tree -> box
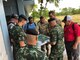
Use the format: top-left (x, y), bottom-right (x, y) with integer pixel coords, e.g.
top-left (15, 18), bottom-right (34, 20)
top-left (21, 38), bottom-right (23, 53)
top-left (56, 7), bottom-right (80, 16)
top-left (45, 0), bottom-right (60, 8)
top-left (42, 8), bottom-right (49, 18)
top-left (71, 8), bottom-right (76, 14)
top-left (38, 0), bottom-right (61, 16)
top-left (61, 8), bottom-right (68, 15)
top-left (31, 10), bottom-right (39, 18)
top-left (31, 4), bottom-right (39, 18)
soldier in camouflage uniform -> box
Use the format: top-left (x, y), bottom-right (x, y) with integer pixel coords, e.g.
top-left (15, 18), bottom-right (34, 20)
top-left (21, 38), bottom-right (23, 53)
top-left (10, 15), bottom-right (28, 60)
top-left (49, 11), bottom-right (61, 26)
top-left (25, 29), bottom-right (48, 60)
top-left (47, 18), bottom-right (64, 60)
top-left (37, 16), bottom-right (50, 56)
top-left (8, 14), bottom-right (18, 30)
top-left (8, 14), bottom-right (18, 60)
top-left (37, 16), bottom-right (48, 35)
top-left (8, 14), bottom-right (18, 45)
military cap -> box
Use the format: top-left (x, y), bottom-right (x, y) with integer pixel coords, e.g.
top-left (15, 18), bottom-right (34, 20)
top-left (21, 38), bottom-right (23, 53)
top-left (26, 29), bottom-right (39, 35)
top-left (19, 14), bottom-right (27, 21)
top-left (11, 14), bottom-right (18, 19)
top-left (48, 18), bottom-right (56, 22)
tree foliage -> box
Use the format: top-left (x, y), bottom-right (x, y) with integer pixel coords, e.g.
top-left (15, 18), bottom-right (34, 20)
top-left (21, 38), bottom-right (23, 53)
top-left (31, 8), bottom-right (49, 18)
top-left (38, 0), bottom-right (61, 16)
top-left (56, 7), bottom-right (80, 16)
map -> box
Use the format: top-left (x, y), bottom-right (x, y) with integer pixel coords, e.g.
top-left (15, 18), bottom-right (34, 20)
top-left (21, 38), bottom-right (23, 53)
top-left (36, 34), bottom-right (50, 47)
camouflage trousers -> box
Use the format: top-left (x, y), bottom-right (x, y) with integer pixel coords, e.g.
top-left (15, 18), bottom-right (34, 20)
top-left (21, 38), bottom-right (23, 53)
top-left (49, 53), bottom-right (63, 60)
top-left (49, 47), bottom-right (63, 60)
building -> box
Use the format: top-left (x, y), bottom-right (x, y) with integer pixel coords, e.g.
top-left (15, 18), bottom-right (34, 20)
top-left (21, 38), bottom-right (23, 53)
top-left (0, 0), bottom-right (80, 60)
top-left (0, 0), bottom-right (35, 60)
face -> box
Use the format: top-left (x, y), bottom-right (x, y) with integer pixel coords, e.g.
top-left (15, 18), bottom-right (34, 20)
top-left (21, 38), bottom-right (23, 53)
top-left (40, 18), bottom-right (45, 23)
top-left (65, 21), bottom-right (71, 25)
top-left (49, 21), bottom-right (56, 27)
top-left (49, 13), bottom-right (55, 18)
top-left (22, 19), bottom-right (27, 26)
top-left (29, 18), bottom-right (34, 23)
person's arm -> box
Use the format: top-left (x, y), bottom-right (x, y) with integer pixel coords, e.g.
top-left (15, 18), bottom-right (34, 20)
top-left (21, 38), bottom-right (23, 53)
top-left (73, 37), bottom-right (80, 49)
top-left (73, 24), bottom-right (80, 49)
top-left (48, 30), bottom-right (58, 45)
top-left (47, 42), bottom-right (56, 45)
top-left (18, 30), bottom-right (26, 47)
top-left (19, 41), bottom-right (25, 47)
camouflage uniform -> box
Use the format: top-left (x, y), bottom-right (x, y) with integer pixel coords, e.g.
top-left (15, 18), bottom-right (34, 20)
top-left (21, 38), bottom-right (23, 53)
top-left (37, 22), bottom-right (50, 55)
top-left (24, 29), bottom-right (49, 60)
top-left (8, 21), bottom-right (16, 30)
top-left (25, 45), bottom-right (49, 60)
top-left (8, 22), bottom-right (17, 60)
top-left (55, 18), bottom-right (61, 26)
top-left (48, 25), bottom-right (64, 60)
top-left (10, 24), bottom-right (28, 60)
top-left (37, 22), bottom-right (48, 35)
top-left (8, 21), bottom-right (16, 44)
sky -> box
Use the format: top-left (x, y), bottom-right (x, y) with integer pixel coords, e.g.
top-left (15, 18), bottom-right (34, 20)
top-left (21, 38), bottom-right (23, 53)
top-left (35, 0), bottom-right (80, 12)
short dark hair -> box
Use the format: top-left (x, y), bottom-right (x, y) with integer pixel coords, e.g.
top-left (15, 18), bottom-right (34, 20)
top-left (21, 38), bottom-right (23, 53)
top-left (28, 16), bottom-right (33, 21)
top-left (18, 14), bottom-right (27, 22)
top-left (49, 11), bottom-right (55, 16)
top-left (48, 18), bottom-right (56, 22)
top-left (40, 16), bottom-right (44, 20)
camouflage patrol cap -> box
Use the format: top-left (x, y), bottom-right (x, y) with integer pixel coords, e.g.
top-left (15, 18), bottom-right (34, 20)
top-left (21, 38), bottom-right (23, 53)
top-left (26, 29), bottom-right (39, 35)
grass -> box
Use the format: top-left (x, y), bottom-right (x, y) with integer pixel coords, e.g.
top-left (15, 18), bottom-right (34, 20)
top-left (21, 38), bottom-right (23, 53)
top-left (34, 14), bottom-right (80, 24)
top-left (56, 14), bottom-right (80, 23)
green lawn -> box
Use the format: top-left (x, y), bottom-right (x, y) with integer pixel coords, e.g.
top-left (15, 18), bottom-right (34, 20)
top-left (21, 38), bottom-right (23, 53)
top-left (34, 14), bottom-right (80, 24)
top-left (56, 14), bottom-right (80, 23)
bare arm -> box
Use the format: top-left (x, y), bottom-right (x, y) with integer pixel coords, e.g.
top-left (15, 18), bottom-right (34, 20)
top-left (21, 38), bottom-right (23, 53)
top-left (19, 41), bottom-right (25, 47)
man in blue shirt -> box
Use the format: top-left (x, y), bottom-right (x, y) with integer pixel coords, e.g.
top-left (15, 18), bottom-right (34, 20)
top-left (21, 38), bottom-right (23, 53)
top-left (23, 16), bottom-right (36, 31)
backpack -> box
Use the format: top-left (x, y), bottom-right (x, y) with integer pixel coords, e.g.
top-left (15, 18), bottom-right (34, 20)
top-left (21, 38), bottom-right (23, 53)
top-left (65, 23), bottom-right (80, 37)
top-left (71, 23), bottom-right (80, 31)
top-left (8, 22), bottom-right (15, 30)
top-left (8, 22), bottom-right (16, 45)
top-left (64, 23), bottom-right (80, 30)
